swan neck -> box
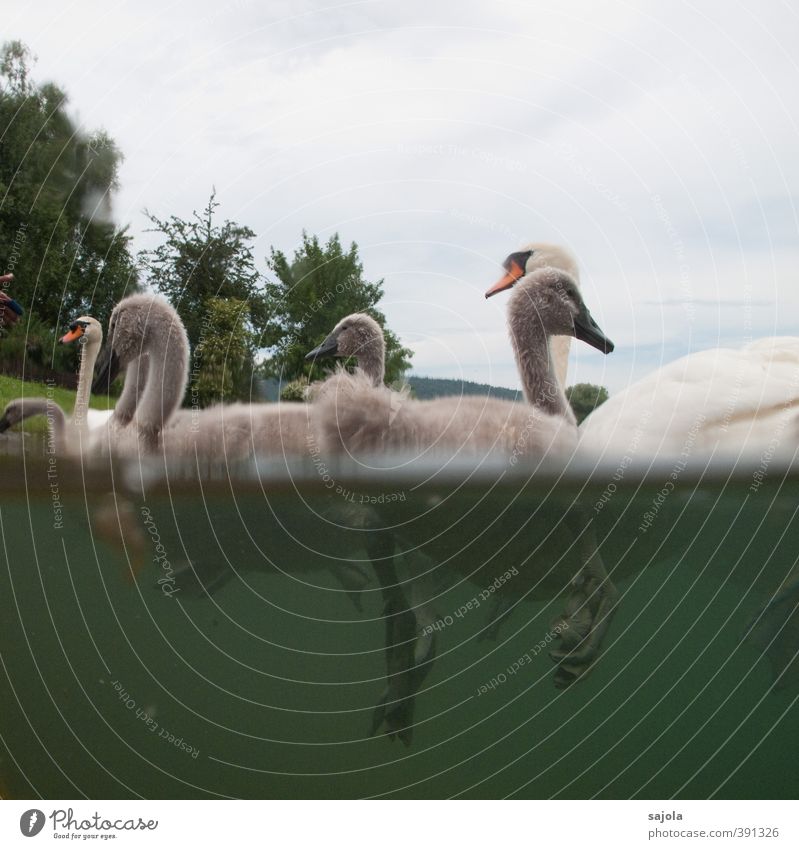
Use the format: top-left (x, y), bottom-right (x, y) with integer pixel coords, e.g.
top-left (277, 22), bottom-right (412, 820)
top-left (551, 334), bottom-right (571, 392)
top-left (360, 343), bottom-right (385, 386)
top-left (21, 397), bottom-right (69, 454)
top-left (134, 321), bottom-right (188, 445)
top-left (73, 336), bottom-right (100, 432)
top-left (509, 305), bottom-right (572, 421)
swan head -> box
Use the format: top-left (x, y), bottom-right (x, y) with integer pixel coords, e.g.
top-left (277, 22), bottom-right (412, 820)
top-left (0, 400), bottom-right (23, 433)
top-left (91, 294), bottom-right (174, 394)
top-left (305, 313), bottom-right (385, 366)
top-left (485, 243), bottom-right (579, 299)
top-left (59, 316), bottom-right (102, 347)
top-left (511, 274), bottom-right (615, 354)
top-left (0, 398), bottom-right (49, 433)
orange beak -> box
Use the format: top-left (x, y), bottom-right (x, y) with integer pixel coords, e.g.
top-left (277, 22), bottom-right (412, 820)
top-left (485, 259), bottom-right (526, 299)
top-left (60, 326), bottom-right (85, 344)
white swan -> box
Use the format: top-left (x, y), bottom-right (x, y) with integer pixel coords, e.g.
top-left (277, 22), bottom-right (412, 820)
top-left (485, 242), bottom-right (582, 390)
top-left (486, 247), bottom-right (799, 687)
top-left (481, 244), bottom-right (621, 682)
top-left (579, 336), bottom-right (799, 461)
top-left (0, 315), bottom-right (112, 450)
top-left (58, 318), bottom-right (114, 431)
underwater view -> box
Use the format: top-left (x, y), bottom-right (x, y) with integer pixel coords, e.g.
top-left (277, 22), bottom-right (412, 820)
top-left (1, 451), bottom-right (796, 800)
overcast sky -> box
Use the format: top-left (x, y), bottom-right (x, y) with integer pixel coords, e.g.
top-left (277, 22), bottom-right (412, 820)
top-left (8, 0), bottom-right (799, 392)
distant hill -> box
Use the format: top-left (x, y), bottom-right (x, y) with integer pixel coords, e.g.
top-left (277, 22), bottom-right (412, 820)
top-left (255, 374), bottom-right (522, 402)
top-left (255, 373), bottom-right (609, 422)
top-left (406, 375), bottom-right (522, 401)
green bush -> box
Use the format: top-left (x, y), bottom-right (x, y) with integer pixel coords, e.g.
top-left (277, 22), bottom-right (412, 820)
top-left (565, 383), bottom-right (609, 424)
top-left (187, 297), bottom-right (256, 408)
top-left (0, 314), bottom-right (77, 379)
top-left (279, 376), bottom-right (309, 402)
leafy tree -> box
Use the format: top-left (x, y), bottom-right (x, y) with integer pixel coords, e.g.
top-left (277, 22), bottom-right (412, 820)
top-left (188, 297), bottom-right (254, 407)
top-left (565, 382), bottom-right (609, 424)
top-left (139, 191), bottom-right (267, 352)
top-left (263, 232), bottom-right (412, 384)
top-left (0, 40), bottom-right (138, 350)
top-left (0, 312), bottom-right (74, 383)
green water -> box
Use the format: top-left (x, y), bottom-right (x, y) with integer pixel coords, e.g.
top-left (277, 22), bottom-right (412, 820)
top-left (0, 455), bottom-right (797, 799)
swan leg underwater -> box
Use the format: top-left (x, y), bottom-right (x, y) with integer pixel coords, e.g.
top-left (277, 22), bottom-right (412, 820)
top-left (169, 546), bottom-right (374, 610)
top-left (306, 312), bottom-right (439, 743)
top-left (359, 526), bottom-right (436, 745)
top-left (308, 247), bottom-right (618, 743)
top-left (545, 508), bottom-right (620, 687)
top-left (480, 245), bottom-right (620, 686)
top-left (86, 299), bottom-right (380, 610)
top-left (575, 292), bottom-right (799, 687)
top-left (742, 561), bottom-right (799, 691)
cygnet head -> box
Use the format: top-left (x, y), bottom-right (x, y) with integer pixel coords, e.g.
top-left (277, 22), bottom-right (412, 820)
top-left (510, 274), bottom-right (615, 355)
top-left (485, 243), bottom-right (579, 299)
top-left (305, 312), bottom-right (385, 384)
top-left (0, 399), bottom-right (26, 433)
top-left (59, 316), bottom-right (103, 348)
top-left (91, 294), bottom-right (179, 393)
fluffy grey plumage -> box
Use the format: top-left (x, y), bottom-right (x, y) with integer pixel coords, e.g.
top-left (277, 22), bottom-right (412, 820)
top-left (94, 294), bottom-right (189, 452)
top-left (160, 401), bottom-right (313, 464)
top-left (158, 311), bottom-right (389, 463)
top-left (312, 273), bottom-right (612, 461)
top-left (313, 370), bottom-right (575, 459)
top-left (507, 267), bottom-right (582, 421)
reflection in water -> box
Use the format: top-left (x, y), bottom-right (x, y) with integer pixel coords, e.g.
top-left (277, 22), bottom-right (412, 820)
top-left (0, 453), bottom-right (798, 798)
top-left (743, 563), bottom-right (799, 691)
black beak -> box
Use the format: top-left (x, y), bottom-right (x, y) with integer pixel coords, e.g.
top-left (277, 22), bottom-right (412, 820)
top-left (92, 346), bottom-right (121, 394)
top-left (305, 333), bottom-right (339, 361)
top-left (573, 308), bottom-right (614, 354)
